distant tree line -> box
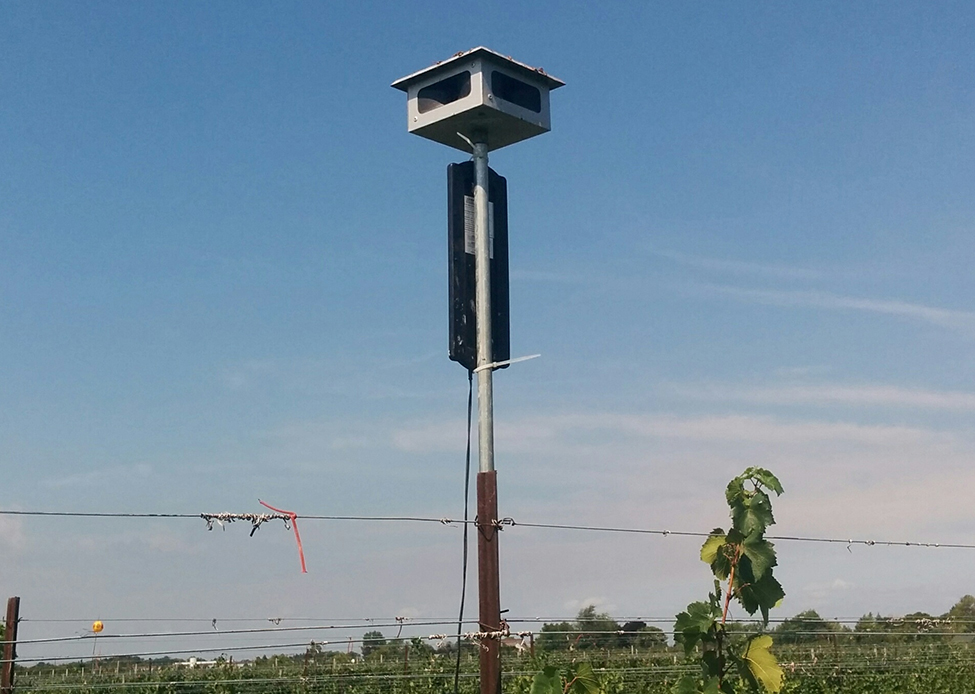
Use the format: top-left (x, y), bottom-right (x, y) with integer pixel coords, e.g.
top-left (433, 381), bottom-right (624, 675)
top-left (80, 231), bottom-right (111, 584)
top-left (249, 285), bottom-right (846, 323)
top-left (537, 605), bottom-right (667, 652)
top-left (19, 595), bottom-right (973, 673)
top-left (531, 596), bottom-right (975, 652)
top-left (752, 594), bottom-right (975, 645)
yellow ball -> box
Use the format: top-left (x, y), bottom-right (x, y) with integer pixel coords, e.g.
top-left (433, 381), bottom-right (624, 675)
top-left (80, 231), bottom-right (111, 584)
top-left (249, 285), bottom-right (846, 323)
top-left (92, 621), bottom-right (104, 633)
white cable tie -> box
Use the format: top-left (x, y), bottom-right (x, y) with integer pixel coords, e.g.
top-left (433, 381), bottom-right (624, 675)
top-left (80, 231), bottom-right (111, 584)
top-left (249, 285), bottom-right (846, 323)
top-left (473, 354), bottom-right (541, 374)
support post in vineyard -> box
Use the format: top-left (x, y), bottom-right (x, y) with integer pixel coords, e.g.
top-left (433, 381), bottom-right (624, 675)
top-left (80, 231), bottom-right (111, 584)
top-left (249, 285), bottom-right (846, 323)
top-left (1, 596), bottom-right (21, 694)
top-left (393, 47), bottom-right (563, 694)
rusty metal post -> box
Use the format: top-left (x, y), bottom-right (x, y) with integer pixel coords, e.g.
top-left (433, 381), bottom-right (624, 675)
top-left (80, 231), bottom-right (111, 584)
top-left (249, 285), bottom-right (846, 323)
top-left (1, 597), bottom-right (21, 694)
top-left (477, 471), bottom-right (501, 694)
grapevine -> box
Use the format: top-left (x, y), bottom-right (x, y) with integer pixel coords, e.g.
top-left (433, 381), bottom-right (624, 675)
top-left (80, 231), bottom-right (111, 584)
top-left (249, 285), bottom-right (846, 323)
top-left (672, 467), bottom-right (786, 694)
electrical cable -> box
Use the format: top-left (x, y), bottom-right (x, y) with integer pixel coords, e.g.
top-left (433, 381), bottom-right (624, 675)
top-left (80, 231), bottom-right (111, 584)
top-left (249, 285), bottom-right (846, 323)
top-left (454, 370), bottom-right (473, 694)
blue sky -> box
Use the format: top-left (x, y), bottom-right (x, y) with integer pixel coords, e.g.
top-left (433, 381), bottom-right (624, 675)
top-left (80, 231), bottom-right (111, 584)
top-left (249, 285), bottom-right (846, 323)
top-left (2, 1), bottom-right (975, 659)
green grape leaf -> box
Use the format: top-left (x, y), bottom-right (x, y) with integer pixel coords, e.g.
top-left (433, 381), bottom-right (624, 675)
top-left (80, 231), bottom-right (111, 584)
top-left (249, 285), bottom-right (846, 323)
top-left (742, 635), bottom-right (784, 693)
top-left (725, 528), bottom-right (745, 544)
top-left (531, 666), bottom-right (562, 694)
top-left (732, 491), bottom-right (775, 536)
top-left (727, 469), bottom-right (784, 536)
top-left (700, 530), bottom-right (727, 564)
top-left (738, 573), bottom-right (785, 624)
top-left (568, 662), bottom-right (603, 694)
top-left (725, 477), bottom-right (745, 508)
top-left (674, 601), bottom-right (719, 655)
top-left (741, 535), bottom-right (776, 581)
top-left (671, 675), bottom-right (702, 694)
top-left (711, 550), bottom-right (733, 580)
top-left (743, 467), bottom-right (784, 495)
top-left (702, 650), bottom-right (722, 678)
top-left (709, 581), bottom-right (722, 611)
top-left (711, 532), bottom-right (739, 580)
top-left (683, 601), bottom-right (719, 631)
top-left (702, 677), bottom-right (721, 694)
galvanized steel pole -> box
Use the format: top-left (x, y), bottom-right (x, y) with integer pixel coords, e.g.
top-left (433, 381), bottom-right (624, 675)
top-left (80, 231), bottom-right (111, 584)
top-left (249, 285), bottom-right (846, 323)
top-left (472, 138), bottom-right (502, 694)
top-left (473, 140), bottom-right (495, 475)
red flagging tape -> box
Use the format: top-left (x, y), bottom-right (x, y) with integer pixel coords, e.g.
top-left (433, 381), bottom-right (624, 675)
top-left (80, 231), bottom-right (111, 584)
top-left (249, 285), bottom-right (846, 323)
top-left (258, 499), bottom-right (307, 573)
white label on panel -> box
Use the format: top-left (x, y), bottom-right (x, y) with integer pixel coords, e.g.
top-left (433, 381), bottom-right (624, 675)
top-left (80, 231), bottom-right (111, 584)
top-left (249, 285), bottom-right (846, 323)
top-left (463, 196), bottom-right (494, 259)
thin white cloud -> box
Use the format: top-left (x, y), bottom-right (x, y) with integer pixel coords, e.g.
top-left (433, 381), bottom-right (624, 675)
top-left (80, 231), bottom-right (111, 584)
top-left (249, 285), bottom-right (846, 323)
top-left (0, 515), bottom-right (26, 551)
top-left (773, 366), bottom-right (833, 378)
top-left (583, 413), bottom-right (947, 447)
top-left (43, 464), bottom-right (153, 489)
top-left (802, 578), bottom-right (854, 593)
top-left (698, 284), bottom-right (975, 337)
top-left (393, 413), bottom-right (953, 454)
top-left (393, 408), bottom-right (974, 551)
top-left (799, 579), bottom-right (855, 603)
top-left (781, 468), bottom-right (975, 538)
top-left (676, 383), bottom-right (975, 411)
top-left (220, 357), bottom-right (449, 400)
top-left (75, 528), bottom-right (202, 555)
top-left (652, 249), bottom-right (823, 280)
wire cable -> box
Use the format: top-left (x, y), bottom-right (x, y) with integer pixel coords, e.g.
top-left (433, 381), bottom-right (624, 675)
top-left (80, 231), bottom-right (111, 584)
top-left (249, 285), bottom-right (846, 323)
top-left (454, 369), bottom-right (473, 694)
top-left (8, 641), bottom-right (322, 664)
top-left (0, 510), bottom-right (471, 524)
top-left (3, 511), bottom-right (974, 549)
top-left (0, 512), bottom-right (199, 519)
top-left (10, 620), bottom-right (467, 646)
top-left (10, 627), bottom-right (967, 654)
top-left (498, 520), bottom-right (975, 550)
top-left (22, 615), bottom-right (975, 626)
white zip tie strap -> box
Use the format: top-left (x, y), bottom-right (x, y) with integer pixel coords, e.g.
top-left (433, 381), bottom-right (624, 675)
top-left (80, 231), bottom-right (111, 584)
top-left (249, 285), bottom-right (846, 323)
top-left (473, 354), bottom-right (541, 374)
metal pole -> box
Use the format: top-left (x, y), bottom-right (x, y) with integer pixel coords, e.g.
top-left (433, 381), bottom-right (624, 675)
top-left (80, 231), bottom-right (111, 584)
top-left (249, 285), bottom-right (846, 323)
top-left (1, 596), bottom-right (21, 694)
top-left (472, 138), bottom-right (501, 694)
top-left (472, 144), bottom-right (494, 474)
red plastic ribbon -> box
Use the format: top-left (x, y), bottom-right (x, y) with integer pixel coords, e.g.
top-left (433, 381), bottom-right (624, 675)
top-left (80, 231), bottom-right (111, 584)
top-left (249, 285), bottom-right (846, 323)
top-left (258, 499), bottom-right (307, 573)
